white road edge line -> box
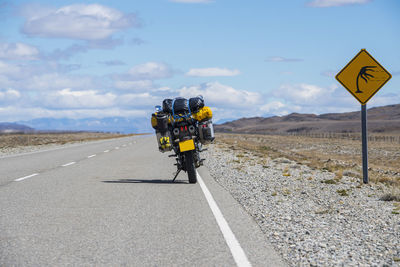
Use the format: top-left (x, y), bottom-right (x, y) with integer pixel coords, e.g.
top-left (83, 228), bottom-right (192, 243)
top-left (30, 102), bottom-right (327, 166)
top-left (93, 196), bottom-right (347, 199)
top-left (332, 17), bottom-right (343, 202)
top-left (88, 154), bottom-right (96, 158)
top-left (197, 171), bottom-right (252, 267)
top-left (115, 147), bottom-right (120, 149)
top-left (14, 173), bottom-right (39, 182)
top-left (104, 150), bottom-right (109, 153)
top-left (62, 162), bottom-right (76, 167)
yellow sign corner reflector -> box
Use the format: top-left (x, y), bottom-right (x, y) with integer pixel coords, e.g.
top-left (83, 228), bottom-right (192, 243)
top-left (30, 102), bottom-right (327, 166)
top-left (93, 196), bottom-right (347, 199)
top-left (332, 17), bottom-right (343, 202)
top-left (179, 139), bottom-right (195, 152)
top-left (336, 49), bottom-right (392, 105)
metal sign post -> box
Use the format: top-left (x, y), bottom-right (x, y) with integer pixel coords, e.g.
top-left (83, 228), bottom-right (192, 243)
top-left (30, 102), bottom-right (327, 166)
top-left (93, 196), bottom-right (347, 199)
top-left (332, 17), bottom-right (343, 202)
top-left (336, 49), bottom-right (391, 184)
top-left (361, 104), bottom-right (368, 184)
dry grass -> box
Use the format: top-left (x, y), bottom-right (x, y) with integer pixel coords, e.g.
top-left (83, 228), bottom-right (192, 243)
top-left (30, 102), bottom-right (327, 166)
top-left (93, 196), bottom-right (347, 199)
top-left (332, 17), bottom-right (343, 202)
top-left (0, 132), bottom-right (140, 149)
top-left (380, 194), bottom-right (400, 202)
top-left (335, 169), bottom-right (343, 180)
top-left (380, 188), bottom-right (400, 202)
top-left (215, 133), bottom-right (400, 188)
top-left (337, 189), bottom-right (350, 196)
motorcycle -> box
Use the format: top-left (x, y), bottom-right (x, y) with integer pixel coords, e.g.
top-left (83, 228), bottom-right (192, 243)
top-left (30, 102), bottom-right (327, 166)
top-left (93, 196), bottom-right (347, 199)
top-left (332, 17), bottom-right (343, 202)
top-left (152, 99), bottom-right (214, 184)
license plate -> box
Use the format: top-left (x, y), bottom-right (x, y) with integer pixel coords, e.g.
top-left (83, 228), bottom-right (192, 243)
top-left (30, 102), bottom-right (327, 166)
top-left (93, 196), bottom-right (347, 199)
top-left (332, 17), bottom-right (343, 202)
top-left (179, 139), bottom-right (195, 152)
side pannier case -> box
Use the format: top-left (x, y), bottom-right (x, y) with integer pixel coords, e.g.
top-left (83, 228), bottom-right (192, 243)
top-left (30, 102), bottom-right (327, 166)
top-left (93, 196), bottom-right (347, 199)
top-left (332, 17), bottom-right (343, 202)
top-left (154, 113), bottom-right (173, 152)
top-left (198, 120), bottom-right (215, 144)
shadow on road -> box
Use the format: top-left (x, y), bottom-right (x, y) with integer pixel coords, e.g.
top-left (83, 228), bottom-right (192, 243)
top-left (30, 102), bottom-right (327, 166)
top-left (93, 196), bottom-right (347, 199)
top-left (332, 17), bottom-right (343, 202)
top-left (102, 179), bottom-right (188, 184)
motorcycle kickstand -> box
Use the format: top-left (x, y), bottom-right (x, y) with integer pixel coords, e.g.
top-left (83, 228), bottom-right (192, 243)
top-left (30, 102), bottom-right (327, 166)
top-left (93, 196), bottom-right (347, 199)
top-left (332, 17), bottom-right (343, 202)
top-left (172, 169), bottom-right (181, 182)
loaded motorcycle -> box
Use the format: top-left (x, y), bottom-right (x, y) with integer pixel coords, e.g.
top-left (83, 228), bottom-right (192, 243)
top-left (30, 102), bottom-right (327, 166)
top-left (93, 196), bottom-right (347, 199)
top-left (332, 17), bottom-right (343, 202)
top-left (151, 97), bottom-right (214, 184)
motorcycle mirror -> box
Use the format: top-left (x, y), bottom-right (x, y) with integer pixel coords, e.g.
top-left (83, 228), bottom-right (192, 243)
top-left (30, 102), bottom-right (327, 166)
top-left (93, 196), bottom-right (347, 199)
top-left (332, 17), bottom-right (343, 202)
top-left (155, 105), bottom-right (162, 112)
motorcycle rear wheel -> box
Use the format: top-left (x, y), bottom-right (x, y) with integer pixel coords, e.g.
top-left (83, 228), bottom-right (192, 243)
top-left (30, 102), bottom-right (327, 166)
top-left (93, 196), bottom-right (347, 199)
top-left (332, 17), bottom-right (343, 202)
top-left (184, 151), bottom-right (197, 184)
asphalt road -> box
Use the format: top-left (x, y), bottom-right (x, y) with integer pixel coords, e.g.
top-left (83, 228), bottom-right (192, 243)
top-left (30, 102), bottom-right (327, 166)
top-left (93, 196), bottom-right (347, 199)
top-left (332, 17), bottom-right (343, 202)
top-left (0, 136), bottom-right (285, 266)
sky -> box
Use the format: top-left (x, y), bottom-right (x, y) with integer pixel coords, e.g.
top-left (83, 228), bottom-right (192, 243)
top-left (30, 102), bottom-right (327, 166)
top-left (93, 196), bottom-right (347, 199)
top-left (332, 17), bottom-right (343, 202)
top-left (0, 0), bottom-right (399, 127)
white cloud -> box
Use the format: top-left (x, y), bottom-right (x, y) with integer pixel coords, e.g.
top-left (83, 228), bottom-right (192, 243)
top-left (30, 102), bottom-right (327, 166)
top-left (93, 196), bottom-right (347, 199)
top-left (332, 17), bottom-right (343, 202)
top-left (368, 93), bottom-right (400, 107)
top-left (128, 62), bottom-right (174, 80)
top-left (265, 56), bottom-right (303, 62)
top-left (154, 86), bottom-right (172, 92)
top-left (0, 42), bottom-right (39, 60)
top-left (0, 61), bottom-right (97, 92)
top-left (275, 83), bottom-right (336, 104)
top-left (0, 106), bottom-right (147, 121)
top-left (186, 68), bottom-right (240, 77)
top-left (0, 89), bottom-right (21, 102)
top-left (268, 83), bottom-right (363, 115)
top-left (117, 92), bottom-right (161, 108)
top-left (21, 4), bottom-right (138, 40)
top-left (260, 101), bottom-right (289, 116)
top-left (114, 80), bottom-right (153, 91)
top-left (169, 0), bottom-right (213, 3)
top-left (26, 73), bottom-right (95, 91)
top-left (98, 60), bottom-right (126, 66)
top-left (43, 88), bottom-right (116, 109)
top-left (321, 70), bottom-right (337, 77)
top-left (307, 0), bottom-right (372, 7)
top-left (0, 61), bottom-right (21, 75)
top-left (178, 82), bottom-right (262, 108)
top-left (0, 61), bottom-right (81, 78)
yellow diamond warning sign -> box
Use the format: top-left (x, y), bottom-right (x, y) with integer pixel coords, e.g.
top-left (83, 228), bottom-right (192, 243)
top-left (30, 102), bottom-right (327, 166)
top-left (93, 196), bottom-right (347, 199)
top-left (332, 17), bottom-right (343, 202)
top-left (336, 49), bottom-right (391, 105)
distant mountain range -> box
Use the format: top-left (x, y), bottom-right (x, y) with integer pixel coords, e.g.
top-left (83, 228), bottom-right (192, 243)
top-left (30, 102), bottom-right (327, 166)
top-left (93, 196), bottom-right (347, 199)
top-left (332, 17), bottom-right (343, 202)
top-left (215, 104), bottom-right (400, 134)
top-left (0, 122), bottom-right (34, 133)
top-left (2, 104), bottom-right (399, 135)
top-left (0, 117), bottom-right (151, 134)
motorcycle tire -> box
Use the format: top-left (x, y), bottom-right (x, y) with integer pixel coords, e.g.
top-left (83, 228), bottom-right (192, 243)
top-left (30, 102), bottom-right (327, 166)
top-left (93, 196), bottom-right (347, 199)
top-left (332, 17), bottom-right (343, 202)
top-left (184, 151), bottom-right (197, 184)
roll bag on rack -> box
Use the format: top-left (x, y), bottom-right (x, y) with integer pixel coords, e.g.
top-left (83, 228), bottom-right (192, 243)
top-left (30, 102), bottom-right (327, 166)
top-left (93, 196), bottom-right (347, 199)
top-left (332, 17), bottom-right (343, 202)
top-left (192, 106), bottom-right (212, 122)
top-left (162, 97), bottom-right (204, 115)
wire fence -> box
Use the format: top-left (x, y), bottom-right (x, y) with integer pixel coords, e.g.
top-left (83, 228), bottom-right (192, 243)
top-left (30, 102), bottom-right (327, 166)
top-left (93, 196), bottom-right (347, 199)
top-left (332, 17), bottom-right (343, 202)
top-left (217, 130), bottom-right (400, 144)
top-left (271, 132), bottom-right (400, 144)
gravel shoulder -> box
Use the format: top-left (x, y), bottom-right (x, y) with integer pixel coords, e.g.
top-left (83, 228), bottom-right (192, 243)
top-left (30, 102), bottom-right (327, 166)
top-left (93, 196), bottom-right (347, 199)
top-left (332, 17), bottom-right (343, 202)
top-left (204, 142), bottom-right (400, 266)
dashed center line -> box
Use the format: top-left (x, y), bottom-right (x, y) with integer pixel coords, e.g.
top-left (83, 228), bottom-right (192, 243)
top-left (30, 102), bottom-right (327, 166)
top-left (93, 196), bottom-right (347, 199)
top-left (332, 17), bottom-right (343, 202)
top-left (14, 173), bottom-right (39, 182)
top-left (62, 162), bottom-right (76, 167)
top-left (13, 140), bottom-right (137, 183)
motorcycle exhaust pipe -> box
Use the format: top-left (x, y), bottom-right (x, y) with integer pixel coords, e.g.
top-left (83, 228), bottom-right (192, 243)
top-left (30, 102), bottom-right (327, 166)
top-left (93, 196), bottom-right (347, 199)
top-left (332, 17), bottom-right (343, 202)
top-left (173, 128), bottom-right (180, 136)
